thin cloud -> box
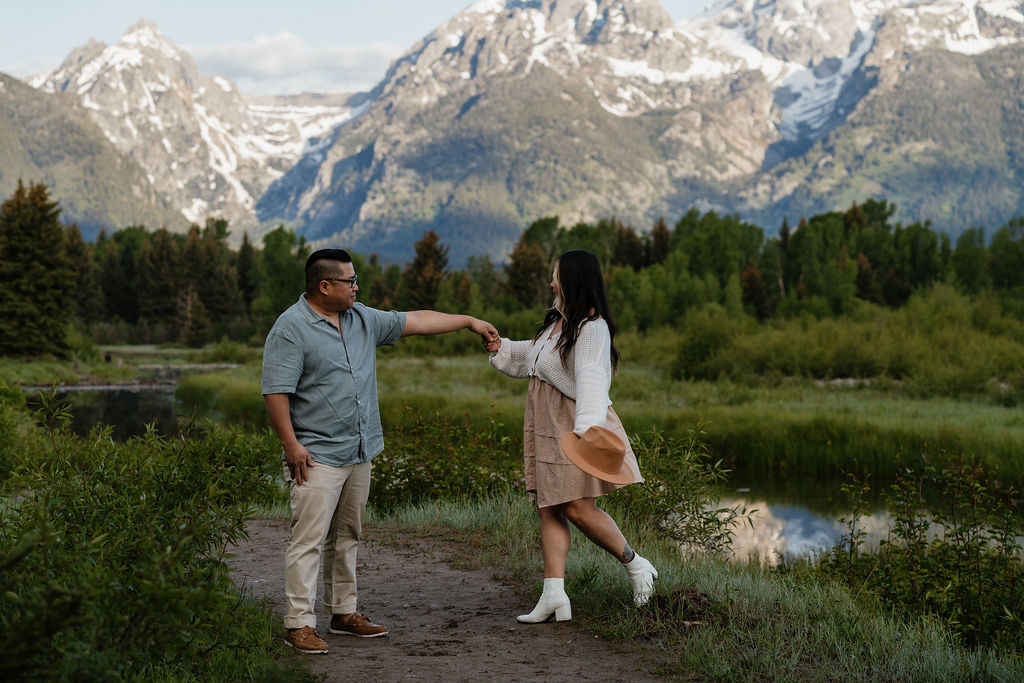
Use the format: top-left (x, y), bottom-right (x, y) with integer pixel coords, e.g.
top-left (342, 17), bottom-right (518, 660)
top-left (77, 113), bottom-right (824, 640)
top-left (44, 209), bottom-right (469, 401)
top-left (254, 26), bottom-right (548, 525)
top-left (185, 32), bottom-right (405, 95)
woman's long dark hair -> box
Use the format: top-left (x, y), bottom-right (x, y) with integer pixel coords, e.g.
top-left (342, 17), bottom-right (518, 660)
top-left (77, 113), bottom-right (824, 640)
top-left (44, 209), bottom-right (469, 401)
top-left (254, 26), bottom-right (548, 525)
top-left (534, 249), bottom-right (620, 371)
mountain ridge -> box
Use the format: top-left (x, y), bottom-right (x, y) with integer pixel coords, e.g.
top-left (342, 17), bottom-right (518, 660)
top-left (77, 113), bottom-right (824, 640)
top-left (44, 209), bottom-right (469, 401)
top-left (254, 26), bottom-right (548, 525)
top-left (14, 0), bottom-right (1024, 262)
top-left (0, 72), bottom-right (186, 239)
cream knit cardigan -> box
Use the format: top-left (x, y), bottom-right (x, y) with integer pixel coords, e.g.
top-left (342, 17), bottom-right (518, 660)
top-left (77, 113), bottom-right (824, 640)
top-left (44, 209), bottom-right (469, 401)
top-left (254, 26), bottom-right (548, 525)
top-left (489, 317), bottom-right (612, 435)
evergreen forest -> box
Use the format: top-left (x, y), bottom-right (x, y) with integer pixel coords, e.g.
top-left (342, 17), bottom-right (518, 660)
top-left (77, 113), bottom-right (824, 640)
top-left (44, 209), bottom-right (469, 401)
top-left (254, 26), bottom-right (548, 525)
top-left (4, 179), bottom-right (1024, 403)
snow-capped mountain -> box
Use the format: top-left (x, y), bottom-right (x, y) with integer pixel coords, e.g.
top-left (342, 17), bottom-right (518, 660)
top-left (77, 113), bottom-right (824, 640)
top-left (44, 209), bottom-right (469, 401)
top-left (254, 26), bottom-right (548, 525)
top-left (256, 0), bottom-right (785, 261)
top-left (16, 1), bottom-right (1024, 261)
top-left (695, 0), bottom-right (1024, 152)
top-left (30, 19), bottom-right (361, 229)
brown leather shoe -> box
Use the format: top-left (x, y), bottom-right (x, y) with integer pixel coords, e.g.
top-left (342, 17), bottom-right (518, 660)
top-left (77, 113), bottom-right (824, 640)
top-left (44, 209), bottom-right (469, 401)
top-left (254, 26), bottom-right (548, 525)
top-left (329, 612), bottom-right (388, 638)
top-left (284, 625), bottom-right (328, 654)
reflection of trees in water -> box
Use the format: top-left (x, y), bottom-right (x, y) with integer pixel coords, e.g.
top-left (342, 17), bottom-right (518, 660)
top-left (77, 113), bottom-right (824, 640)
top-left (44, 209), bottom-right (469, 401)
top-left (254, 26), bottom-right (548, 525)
top-left (29, 389), bottom-right (178, 441)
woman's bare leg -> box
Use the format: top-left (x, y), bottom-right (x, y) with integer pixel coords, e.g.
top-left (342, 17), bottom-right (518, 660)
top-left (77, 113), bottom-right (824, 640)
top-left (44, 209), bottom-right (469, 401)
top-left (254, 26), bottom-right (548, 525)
top-left (563, 498), bottom-right (634, 562)
top-left (537, 504), bottom-right (571, 577)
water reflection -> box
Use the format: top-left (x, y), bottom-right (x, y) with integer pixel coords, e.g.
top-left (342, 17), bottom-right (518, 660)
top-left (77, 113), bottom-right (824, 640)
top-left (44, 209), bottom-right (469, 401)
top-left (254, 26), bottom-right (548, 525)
top-left (724, 496), bottom-right (895, 565)
top-left (24, 386), bottom-right (178, 441)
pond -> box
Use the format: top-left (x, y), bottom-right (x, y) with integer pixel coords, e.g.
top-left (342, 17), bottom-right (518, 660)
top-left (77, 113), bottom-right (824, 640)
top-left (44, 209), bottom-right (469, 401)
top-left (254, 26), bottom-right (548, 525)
top-left (26, 385), bottom-right (886, 563)
top-left (25, 385), bottom-right (179, 441)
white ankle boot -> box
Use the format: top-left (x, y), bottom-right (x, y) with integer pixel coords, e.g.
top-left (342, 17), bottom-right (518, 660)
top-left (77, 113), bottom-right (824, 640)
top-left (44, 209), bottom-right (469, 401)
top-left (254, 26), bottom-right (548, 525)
top-left (624, 554), bottom-right (658, 605)
top-left (517, 577), bottom-right (572, 623)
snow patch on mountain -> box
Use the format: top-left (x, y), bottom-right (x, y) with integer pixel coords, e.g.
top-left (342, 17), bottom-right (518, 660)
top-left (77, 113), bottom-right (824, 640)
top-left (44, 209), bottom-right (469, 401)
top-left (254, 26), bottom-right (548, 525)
top-left (899, 0), bottom-right (1024, 55)
top-left (679, 0), bottom-right (1024, 144)
top-left (775, 26), bottom-right (876, 140)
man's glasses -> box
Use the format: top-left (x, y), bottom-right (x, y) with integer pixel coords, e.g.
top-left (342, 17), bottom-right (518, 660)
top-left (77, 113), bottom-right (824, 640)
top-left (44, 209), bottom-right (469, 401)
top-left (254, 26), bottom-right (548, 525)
top-left (324, 276), bottom-right (358, 289)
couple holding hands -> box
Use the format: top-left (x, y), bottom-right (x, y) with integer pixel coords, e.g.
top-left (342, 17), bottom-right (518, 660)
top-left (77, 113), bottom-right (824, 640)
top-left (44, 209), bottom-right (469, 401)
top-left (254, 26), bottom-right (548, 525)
top-left (262, 247), bottom-right (657, 655)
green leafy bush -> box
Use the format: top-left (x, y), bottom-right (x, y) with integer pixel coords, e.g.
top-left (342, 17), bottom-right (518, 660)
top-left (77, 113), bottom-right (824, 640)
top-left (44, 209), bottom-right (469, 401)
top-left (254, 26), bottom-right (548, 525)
top-left (195, 337), bottom-right (262, 364)
top-left (817, 452), bottom-right (1024, 651)
top-left (370, 408), bottom-right (523, 511)
top-left (0, 396), bottom-right (297, 680)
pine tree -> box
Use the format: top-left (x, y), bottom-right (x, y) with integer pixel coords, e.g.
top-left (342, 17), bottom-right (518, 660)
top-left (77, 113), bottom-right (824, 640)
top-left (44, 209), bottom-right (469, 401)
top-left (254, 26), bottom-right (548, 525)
top-left (613, 223), bottom-right (644, 270)
top-left (63, 223), bottom-right (104, 324)
top-left (740, 259), bottom-right (770, 320)
top-left (404, 230), bottom-right (449, 310)
top-left (181, 226), bottom-right (209, 294)
top-left (251, 225), bottom-right (308, 329)
top-left (0, 181), bottom-right (72, 356)
top-left (504, 235), bottom-right (549, 308)
top-left (198, 231), bottom-right (242, 324)
top-left (101, 227), bottom-right (145, 324)
top-left (236, 232), bottom-right (258, 313)
top-left (467, 254), bottom-right (499, 305)
top-left (452, 270), bottom-right (472, 309)
top-left (138, 228), bottom-right (182, 322)
top-left (649, 217), bottom-right (671, 265)
top-left (177, 285), bottom-right (213, 347)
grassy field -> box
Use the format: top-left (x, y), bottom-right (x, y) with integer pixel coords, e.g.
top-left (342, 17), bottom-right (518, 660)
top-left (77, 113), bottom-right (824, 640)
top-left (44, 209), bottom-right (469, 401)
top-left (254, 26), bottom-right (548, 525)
top-left (160, 350), bottom-right (1024, 496)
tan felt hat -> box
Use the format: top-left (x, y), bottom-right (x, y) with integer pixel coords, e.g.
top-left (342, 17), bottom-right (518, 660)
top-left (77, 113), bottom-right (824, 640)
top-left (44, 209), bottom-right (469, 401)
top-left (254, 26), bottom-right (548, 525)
top-left (559, 425), bottom-right (633, 484)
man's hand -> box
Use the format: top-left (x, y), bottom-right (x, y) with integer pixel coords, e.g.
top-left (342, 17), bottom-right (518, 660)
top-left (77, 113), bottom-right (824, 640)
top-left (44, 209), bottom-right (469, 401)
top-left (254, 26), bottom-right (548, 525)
top-left (284, 441), bottom-right (314, 486)
top-left (471, 318), bottom-right (499, 350)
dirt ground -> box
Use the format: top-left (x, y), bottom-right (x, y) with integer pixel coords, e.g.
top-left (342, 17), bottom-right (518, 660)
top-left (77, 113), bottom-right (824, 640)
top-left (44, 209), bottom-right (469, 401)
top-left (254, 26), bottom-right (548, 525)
top-left (228, 518), bottom-right (665, 682)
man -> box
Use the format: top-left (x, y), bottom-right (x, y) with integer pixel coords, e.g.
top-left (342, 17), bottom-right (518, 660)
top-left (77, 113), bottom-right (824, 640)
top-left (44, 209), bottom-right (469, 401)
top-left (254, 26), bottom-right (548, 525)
top-left (261, 248), bottom-right (498, 654)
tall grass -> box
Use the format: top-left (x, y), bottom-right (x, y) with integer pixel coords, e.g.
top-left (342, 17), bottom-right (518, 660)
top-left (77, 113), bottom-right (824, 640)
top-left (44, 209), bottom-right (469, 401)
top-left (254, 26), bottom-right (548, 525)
top-left (367, 418), bottom-right (1023, 678)
top-left (804, 452), bottom-right (1024, 652)
top-left (175, 366), bottom-right (267, 426)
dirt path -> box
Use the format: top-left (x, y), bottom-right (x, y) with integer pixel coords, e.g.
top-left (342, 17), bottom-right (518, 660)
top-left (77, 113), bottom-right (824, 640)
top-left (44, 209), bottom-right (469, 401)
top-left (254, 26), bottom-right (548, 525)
top-left (229, 519), bottom-right (664, 682)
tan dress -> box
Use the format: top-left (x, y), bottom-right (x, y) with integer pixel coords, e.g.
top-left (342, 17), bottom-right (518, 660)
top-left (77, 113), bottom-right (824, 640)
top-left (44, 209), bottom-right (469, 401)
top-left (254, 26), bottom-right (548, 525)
top-left (523, 377), bottom-right (642, 508)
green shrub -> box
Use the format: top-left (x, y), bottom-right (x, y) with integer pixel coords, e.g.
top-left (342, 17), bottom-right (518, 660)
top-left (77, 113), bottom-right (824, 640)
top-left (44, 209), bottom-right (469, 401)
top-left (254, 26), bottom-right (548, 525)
top-left (0, 395), bottom-right (295, 680)
top-left (814, 451), bottom-right (1024, 651)
top-left (671, 305), bottom-right (745, 380)
top-left (370, 409), bottom-right (523, 511)
top-left (65, 321), bottom-right (99, 362)
top-left (195, 337), bottom-right (262, 364)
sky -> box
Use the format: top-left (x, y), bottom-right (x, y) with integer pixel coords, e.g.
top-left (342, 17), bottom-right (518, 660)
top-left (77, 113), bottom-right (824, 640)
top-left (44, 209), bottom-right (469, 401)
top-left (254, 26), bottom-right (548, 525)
top-left (0, 0), bottom-right (712, 95)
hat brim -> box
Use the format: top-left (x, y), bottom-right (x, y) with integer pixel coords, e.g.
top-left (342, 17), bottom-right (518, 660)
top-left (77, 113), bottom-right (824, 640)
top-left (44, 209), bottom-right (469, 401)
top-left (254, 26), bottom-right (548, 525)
top-left (559, 430), bottom-right (636, 485)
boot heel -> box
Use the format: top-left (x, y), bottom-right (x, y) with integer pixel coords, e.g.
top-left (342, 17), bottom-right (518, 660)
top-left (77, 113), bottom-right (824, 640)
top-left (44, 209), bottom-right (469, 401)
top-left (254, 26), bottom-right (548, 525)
top-left (554, 604), bottom-right (572, 621)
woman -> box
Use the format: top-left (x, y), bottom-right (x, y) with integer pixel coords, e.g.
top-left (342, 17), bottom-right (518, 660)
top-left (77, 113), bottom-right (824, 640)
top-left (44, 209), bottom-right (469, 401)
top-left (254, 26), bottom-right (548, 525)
top-left (488, 249), bottom-right (657, 623)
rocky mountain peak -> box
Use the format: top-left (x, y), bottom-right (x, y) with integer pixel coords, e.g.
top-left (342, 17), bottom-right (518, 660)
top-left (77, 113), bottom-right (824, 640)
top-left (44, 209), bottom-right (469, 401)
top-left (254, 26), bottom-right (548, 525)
top-left (374, 0), bottom-right (699, 122)
top-left (119, 18), bottom-right (183, 59)
top-left (30, 20), bottom-right (357, 232)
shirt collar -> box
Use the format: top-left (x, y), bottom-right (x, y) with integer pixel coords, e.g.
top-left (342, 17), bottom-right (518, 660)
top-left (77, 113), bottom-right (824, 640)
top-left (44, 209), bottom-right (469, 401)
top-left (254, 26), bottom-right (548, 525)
top-left (298, 294), bottom-right (354, 326)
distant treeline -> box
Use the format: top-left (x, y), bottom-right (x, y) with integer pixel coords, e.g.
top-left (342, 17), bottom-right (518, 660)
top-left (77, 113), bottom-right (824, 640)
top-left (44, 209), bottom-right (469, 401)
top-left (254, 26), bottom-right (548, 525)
top-left (3, 180), bottom-right (1024, 356)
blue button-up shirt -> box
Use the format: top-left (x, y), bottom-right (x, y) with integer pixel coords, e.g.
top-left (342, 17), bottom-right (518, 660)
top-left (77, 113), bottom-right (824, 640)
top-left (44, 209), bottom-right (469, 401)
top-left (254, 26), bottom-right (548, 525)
top-left (261, 295), bottom-right (406, 467)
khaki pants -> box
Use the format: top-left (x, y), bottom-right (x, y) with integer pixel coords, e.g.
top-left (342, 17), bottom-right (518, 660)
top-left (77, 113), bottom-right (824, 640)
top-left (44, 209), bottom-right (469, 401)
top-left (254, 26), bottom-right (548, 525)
top-left (283, 459), bottom-right (371, 629)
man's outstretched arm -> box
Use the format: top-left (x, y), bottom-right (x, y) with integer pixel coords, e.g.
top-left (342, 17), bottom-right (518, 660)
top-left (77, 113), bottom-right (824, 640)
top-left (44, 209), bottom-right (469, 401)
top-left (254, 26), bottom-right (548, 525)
top-left (401, 311), bottom-right (498, 346)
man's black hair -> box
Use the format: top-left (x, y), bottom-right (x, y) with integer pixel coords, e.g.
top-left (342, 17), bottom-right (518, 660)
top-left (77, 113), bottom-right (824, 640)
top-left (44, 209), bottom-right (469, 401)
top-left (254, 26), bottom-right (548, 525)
top-left (305, 249), bottom-right (352, 271)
